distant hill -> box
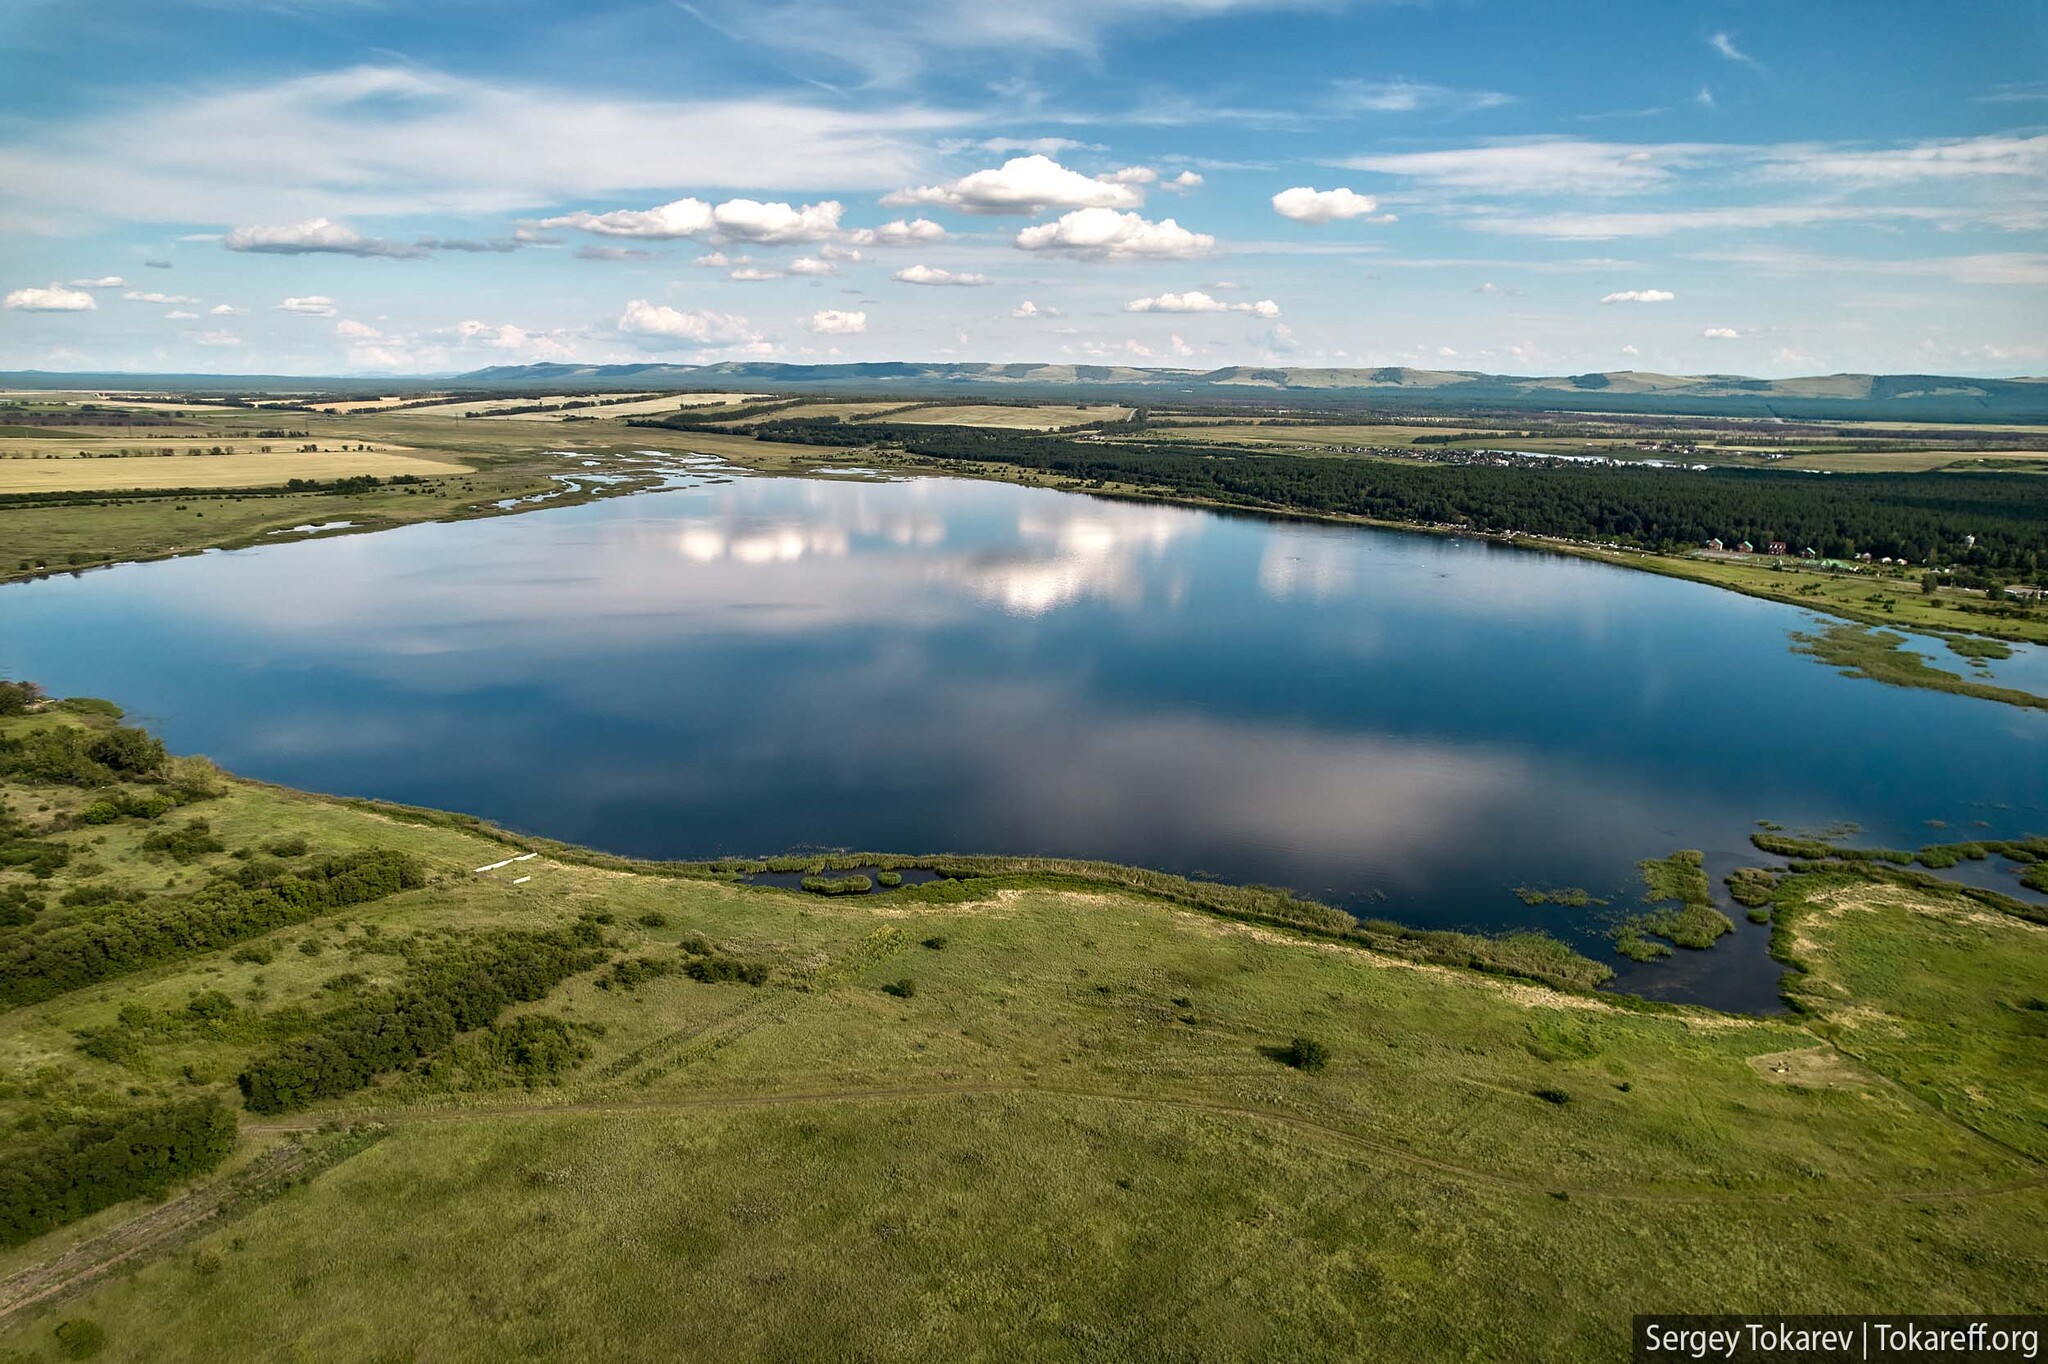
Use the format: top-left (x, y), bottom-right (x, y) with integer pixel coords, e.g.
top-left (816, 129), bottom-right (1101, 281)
top-left (5, 363), bottom-right (2045, 422)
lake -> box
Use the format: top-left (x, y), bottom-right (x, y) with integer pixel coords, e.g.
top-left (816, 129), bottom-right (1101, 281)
top-left (5, 464), bottom-right (2044, 1011)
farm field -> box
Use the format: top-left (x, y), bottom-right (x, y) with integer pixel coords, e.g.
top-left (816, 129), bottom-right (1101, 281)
top-left (877, 403), bottom-right (1133, 429)
top-left (0, 450), bottom-right (469, 493)
top-left (0, 699), bottom-right (2040, 1360)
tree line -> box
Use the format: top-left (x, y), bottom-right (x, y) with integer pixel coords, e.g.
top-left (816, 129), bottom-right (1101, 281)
top-left (741, 419), bottom-right (2048, 576)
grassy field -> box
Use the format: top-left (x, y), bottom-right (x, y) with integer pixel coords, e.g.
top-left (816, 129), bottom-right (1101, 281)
top-left (0, 703), bottom-right (2041, 1360)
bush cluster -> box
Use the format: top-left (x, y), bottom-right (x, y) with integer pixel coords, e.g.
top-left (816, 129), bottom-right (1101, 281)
top-left (237, 922), bottom-right (606, 1113)
top-left (0, 1097), bottom-right (236, 1248)
top-left (0, 850), bottom-right (425, 1007)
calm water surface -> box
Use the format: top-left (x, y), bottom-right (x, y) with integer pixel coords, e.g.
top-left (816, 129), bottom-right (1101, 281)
top-left (5, 469), bottom-right (2044, 1011)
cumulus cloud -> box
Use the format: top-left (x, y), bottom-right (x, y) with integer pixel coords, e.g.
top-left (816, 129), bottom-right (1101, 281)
top-left (164, 309), bottom-right (198, 319)
top-left (1014, 208), bottom-right (1214, 260)
top-left (894, 265), bottom-right (990, 286)
top-left (224, 218), bottom-right (426, 258)
top-left (730, 267), bottom-right (785, 281)
top-left (193, 330), bottom-right (242, 346)
top-left (711, 198), bottom-right (845, 243)
top-left (123, 290), bottom-right (199, 304)
top-left (1162, 170), bottom-right (1203, 190)
top-left (885, 155), bottom-right (1143, 214)
top-left (692, 251), bottom-right (734, 268)
top-left (71, 276), bottom-right (125, 288)
top-left (6, 283), bottom-right (97, 311)
top-left (278, 295), bottom-right (339, 316)
top-left (543, 197), bottom-right (843, 244)
top-left (1098, 166), bottom-right (1158, 187)
top-left (1011, 300), bottom-right (1059, 318)
top-left (617, 299), bottom-right (759, 347)
top-left (455, 320), bottom-right (528, 349)
top-left (788, 257), bottom-right (837, 275)
top-left (1702, 326), bottom-right (1741, 338)
top-left (1125, 290), bottom-right (1279, 317)
top-left (809, 308), bottom-right (867, 334)
top-left (1271, 186), bottom-right (1382, 223)
top-left (335, 319), bottom-right (381, 338)
top-left (847, 218), bottom-right (945, 247)
top-left (209, 303), bottom-right (245, 316)
top-left (1599, 289), bottom-right (1675, 303)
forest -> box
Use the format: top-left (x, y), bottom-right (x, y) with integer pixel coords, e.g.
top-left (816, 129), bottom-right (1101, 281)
top-left (731, 418), bottom-right (2048, 577)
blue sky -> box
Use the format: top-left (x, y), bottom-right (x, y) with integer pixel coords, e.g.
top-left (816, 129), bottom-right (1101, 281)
top-left (1, 0), bottom-right (2043, 377)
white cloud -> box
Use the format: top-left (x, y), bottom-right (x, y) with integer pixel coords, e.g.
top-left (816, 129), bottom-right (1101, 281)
top-left (1014, 208), bottom-right (1214, 260)
top-left (1702, 326), bottom-right (1741, 339)
top-left (1709, 32), bottom-right (1761, 69)
top-left (894, 265), bottom-right (990, 286)
top-left (1599, 289), bottom-right (1674, 304)
top-left (547, 200), bottom-right (714, 238)
top-left (278, 296), bottom-right (338, 316)
top-left (1162, 170), bottom-right (1203, 190)
top-left (710, 198), bottom-right (845, 244)
top-left (6, 283), bottom-right (98, 312)
top-left (1098, 166), bottom-right (1158, 186)
top-left (1011, 300), bottom-right (1060, 318)
top-left (1329, 79), bottom-right (1514, 114)
top-left (543, 197), bottom-right (843, 244)
top-left (788, 257), bottom-right (837, 275)
top-left (617, 299), bottom-right (759, 347)
top-left (1125, 290), bottom-right (1279, 317)
top-left (692, 251), bottom-right (734, 268)
top-left (70, 276), bottom-right (125, 288)
top-left (730, 267), bottom-right (785, 281)
top-left (809, 308), bottom-right (867, 334)
top-left (575, 245), bottom-right (655, 262)
top-left (164, 309), bottom-right (198, 320)
top-left (847, 218), bottom-right (946, 247)
top-left (122, 290), bottom-right (200, 304)
top-left (208, 303), bottom-right (246, 316)
top-left (819, 242), bottom-right (867, 261)
top-left (0, 65), bottom-right (943, 225)
top-left (455, 320), bottom-right (528, 349)
top-left (193, 330), bottom-right (242, 347)
top-left (1271, 186), bottom-right (1381, 223)
top-left (1341, 139), bottom-right (1709, 195)
top-left (885, 155), bottom-right (1143, 214)
top-left (1756, 134), bottom-right (2048, 186)
top-left (335, 319), bottom-right (381, 339)
top-left (224, 218), bottom-right (425, 258)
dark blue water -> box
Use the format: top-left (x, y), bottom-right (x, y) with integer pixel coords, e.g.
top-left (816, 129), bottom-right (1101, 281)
top-left (5, 471), bottom-right (2044, 1011)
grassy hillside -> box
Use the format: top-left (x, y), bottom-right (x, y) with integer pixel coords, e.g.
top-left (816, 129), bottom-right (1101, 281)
top-left (0, 696), bottom-right (2041, 1359)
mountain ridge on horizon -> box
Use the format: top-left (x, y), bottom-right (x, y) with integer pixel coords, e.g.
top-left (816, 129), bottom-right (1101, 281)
top-left (6, 362), bottom-right (2046, 422)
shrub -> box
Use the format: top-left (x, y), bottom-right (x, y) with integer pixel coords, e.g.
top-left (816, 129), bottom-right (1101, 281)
top-left (636, 910), bottom-right (670, 929)
top-left (881, 978), bottom-right (916, 999)
top-left (54, 1318), bottom-right (106, 1359)
top-left (141, 818), bottom-right (225, 863)
top-left (261, 836), bottom-right (309, 858)
top-left (485, 1014), bottom-right (597, 1084)
top-left (1277, 1037), bottom-right (1328, 1072)
top-left (684, 953), bottom-right (768, 986)
top-left (921, 935), bottom-right (949, 950)
top-left (0, 680), bottom-right (45, 716)
top-left (876, 871), bottom-right (904, 888)
top-left (1533, 1088), bottom-right (1573, 1105)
